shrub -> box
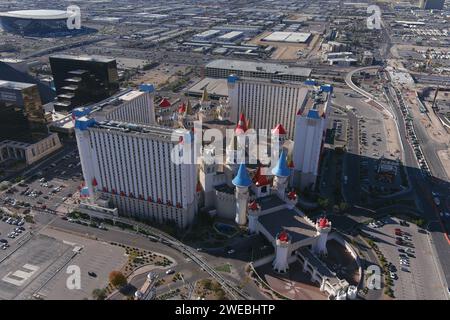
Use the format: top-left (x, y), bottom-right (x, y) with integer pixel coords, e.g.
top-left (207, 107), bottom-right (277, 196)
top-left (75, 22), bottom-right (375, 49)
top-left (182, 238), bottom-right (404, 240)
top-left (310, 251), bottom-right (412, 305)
top-left (109, 271), bottom-right (127, 288)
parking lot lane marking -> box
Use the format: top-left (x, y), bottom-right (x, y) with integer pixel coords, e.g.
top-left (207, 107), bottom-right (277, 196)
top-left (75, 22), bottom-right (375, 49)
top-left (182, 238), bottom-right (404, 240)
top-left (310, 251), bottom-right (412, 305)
top-left (2, 264), bottom-right (39, 286)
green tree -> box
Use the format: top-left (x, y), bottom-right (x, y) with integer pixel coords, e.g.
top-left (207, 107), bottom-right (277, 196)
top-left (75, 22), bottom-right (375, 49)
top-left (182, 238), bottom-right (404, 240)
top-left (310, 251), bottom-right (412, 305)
top-left (92, 288), bottom-right (107, 300)
top-left (317, 197), bottom-right (329, 209)
top-left (109, 271), bottom-right (127, 288)
top-left (339, 202), bottom-right (349, 212)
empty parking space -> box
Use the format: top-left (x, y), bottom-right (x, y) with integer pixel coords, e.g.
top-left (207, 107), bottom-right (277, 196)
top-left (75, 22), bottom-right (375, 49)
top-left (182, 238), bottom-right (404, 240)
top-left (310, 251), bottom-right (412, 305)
top-left (0, 234), bottom-right (71, 300)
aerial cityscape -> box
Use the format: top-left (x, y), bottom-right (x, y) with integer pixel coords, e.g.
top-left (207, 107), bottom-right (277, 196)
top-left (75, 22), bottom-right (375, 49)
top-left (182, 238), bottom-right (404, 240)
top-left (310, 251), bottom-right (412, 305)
top-left (0, 0), bottom-right (449, 303)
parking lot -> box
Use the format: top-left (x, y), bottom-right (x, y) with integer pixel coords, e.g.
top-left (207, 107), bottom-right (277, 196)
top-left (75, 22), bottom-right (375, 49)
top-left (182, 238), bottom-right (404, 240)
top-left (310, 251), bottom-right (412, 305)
top-left (35, 228), bottom-right (127, 300)
top-left (1, 149), bottom-right (83, 214)
top-left (363, 217), bottom-right (447, 300)
top-left (0, 233), bottom-right (71, 300)
top-left (0, 214), bottom-right (29, 254)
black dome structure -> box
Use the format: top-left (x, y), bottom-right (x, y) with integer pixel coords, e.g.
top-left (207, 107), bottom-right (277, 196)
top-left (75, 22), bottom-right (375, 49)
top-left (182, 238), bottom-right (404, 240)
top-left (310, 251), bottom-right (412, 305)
top-left (0, 9), bottom-right (95, 37)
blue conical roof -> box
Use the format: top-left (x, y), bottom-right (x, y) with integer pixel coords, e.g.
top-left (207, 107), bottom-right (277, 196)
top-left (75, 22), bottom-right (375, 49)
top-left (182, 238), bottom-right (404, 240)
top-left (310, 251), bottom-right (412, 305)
top-left (271, 149), bottom-right (290, 177)
top-left (232, 163), bottom-right (252, 187)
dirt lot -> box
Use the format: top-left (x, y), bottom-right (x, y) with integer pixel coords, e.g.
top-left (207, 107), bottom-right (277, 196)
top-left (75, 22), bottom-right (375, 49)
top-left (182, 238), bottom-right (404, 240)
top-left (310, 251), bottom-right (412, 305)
top-left (131, 64), bottom-right (191, 88)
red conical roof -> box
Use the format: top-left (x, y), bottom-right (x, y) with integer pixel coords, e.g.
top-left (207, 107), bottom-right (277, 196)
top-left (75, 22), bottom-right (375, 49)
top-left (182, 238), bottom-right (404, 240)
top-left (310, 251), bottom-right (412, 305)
top-left (159, 98), bottom-right (171, 108)
top-left (178, 103), bottom-right (186, 113)
top-left (278, 230), bottom-right (289, 242)
top-left (253, 167), bottom-right (270, 186)
top-left (248, 200), bottom-right (259, 211)
top-left (272, 123), bottom-right (287, 135)
top-left (318, 217), bottom-right (329, 228)
top-left (235, 113), bottom-right (248, 135)
top-left (92, 178), bottom-right (98, 187)
top-left (287, 191), bottom-right (297, 200)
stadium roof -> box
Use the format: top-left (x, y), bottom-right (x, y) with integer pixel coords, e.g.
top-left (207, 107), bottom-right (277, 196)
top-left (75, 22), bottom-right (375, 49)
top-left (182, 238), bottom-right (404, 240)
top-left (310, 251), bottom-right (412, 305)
top-left (0, 10), bottom-right (69, 20)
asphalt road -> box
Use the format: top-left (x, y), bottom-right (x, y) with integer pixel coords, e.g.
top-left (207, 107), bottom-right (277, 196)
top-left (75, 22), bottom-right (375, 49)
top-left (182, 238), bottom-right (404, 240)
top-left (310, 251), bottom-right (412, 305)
top-left (346, 66), bottom-right (450, 297)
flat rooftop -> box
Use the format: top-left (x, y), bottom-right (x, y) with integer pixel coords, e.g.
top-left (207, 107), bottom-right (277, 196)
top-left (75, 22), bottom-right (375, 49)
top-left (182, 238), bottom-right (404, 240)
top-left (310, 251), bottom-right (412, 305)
top-left (119, 90), bottom-right (144, 102)
top-left (92, 120), bottom-right (185, 143)
top-left (188, 78), bottom-right (229, 98)
top-left (0, 80), bottom-right (35, 91)
top-left (206, 59), bottom-right (312, 77)
top-left (50, 54), bottom-right (116, 64)
top-left (298, 88), bottom-right (330, 118)
top-left (258, 194), bottom-right (286, 211)
top-left (258, 208), bottom-right (316, 244)
top-left (262, 31), bottom-right (312, 43)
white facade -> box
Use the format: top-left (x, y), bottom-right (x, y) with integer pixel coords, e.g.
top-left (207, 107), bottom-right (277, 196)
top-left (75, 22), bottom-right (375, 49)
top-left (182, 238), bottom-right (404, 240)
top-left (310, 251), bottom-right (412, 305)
top-left (99, 89), bottom-right (155, 126)
top-left (75, 110), bottom-right (197, 228)
top-left (227, 78), bottom-right (308, 139)
top-left (273, 237), bottom-right (291, 273)
top-left (292, 85), bottom-right (332, 189)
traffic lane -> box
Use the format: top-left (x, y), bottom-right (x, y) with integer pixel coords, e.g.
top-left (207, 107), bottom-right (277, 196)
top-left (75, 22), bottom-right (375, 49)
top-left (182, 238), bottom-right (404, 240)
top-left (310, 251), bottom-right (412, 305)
top-left (130, 261), bottom-right (207, 295)
top-left (43, 216), bottom-right (189, 264)
top-left (409, 173), bottom-right (450, 280)
top-left (428, 221), bottom-right (450, 291)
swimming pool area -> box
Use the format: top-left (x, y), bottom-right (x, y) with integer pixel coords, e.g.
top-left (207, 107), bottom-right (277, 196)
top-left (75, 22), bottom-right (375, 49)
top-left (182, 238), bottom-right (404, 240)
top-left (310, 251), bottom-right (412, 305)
top-left (214, 222), bottom-right (238, 237)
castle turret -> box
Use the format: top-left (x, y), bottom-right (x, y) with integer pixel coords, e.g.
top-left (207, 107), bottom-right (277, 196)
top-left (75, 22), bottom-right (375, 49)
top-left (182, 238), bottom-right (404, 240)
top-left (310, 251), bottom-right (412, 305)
top-left (252, 166), bottom-right (270, 198)
top-left (248, 200), bottom-right (261, 234)
top-left (271, 123), bottom-right (286, 160)
top-left (273, 230), bottom-right (291, 273)
top-left (271, 149), bottom-right (290, 200)
top-left (235, 113), bottom-right (248, 135)
top-left (201, 87), bottom-right (209, 103)
top-left (232, 163), bottom-right (252, 226)
top-left (286, 190), bottom-right (297, 209)
top-left (313, 217), bottom-right (331, 255)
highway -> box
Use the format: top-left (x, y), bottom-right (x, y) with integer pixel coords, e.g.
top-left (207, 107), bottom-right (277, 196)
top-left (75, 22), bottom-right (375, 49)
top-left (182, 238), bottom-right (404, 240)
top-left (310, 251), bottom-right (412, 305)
top-left (345, 66), bottom-right (394, 120)
top-left (345, 65), bottom-right (450, 297)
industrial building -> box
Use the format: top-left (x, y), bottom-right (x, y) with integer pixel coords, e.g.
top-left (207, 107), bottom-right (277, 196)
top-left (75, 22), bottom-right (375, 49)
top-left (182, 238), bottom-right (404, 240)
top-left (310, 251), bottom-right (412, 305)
top-left (205, 59), bottom-right (312, 82)
top-left (262, 31), bottom-right (312, 43)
